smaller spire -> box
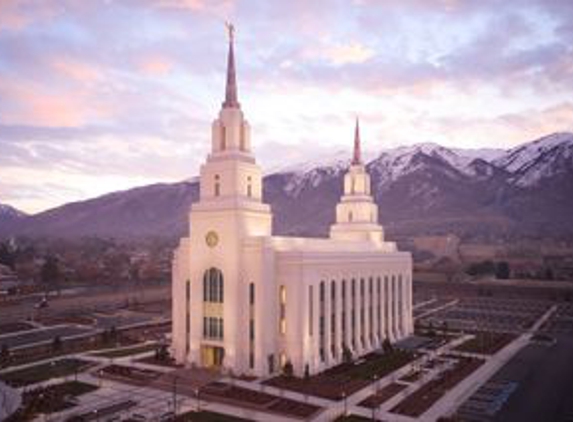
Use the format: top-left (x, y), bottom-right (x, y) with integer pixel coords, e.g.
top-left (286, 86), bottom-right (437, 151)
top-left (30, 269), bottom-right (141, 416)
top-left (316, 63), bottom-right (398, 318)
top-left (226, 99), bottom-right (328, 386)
top-left (352, 117), bottom-right (362, 165)
top-left (223, 21), bottom-right (240, 109)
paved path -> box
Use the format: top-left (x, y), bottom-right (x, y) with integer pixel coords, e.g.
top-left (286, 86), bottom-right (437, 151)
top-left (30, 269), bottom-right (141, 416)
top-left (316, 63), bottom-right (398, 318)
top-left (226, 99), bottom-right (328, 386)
top-left (421, 304), bottom-right (558, 421)
top-left (416, 299), bottom-right (459, 319)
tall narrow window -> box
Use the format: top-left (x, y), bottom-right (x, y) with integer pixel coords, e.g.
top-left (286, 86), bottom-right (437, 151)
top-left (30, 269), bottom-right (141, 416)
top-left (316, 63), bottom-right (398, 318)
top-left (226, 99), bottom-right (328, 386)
top-left (186, 280), bottom-right (190, 353)
top-left (214, 174), bottom-right (221, 197)
top-left (319, 281), bottom-right (325, 361)
top-left (240, 123), bottom-right (246, 150)
top-left (221, 125), bottom-right (226, 150)
top-left (247, 176), bottom-right (252, 197)
top-left (348, 211), bottom-right (353, 222)
top-left (331, 281), bottom-right (337, 358)
top-left (309, 285), bottom-right (314, 336)
top-left (249, 282), bottom-right (255, 370)
top-left (279, 285), bottom-right (286, 335)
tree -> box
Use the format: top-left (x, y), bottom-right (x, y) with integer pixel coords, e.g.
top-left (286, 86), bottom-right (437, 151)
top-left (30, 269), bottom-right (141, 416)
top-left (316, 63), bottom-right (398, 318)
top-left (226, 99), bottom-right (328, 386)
top-left (342, 345), bottom-right (353, 364)
top-left (495, 261), bottom-right (510, 279)
top-left (41, 256), bottom-right (60, 294)
top-left (155, 344), bottom-right (170, 362)
top-left (0, 344), bottom-right (10, 367)
top-left (0, 242), bottom-right (16, 270)
top-left (52, 336), bottom-right (63, 353)
top-left (282, 360), bottom-right (294, 377)
top-left (382, 338), bottom-right (394, 354)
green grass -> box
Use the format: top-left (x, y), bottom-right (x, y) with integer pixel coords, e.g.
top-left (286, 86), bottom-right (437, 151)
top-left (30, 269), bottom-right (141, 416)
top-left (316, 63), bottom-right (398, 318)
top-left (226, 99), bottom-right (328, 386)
top-left (0, 358), bottom-right (93, 387)
top-left (91, 343), bottom-right (157, 358)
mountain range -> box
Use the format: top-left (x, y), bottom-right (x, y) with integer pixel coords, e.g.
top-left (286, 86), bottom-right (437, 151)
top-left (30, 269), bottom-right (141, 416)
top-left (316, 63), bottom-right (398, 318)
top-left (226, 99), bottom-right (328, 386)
top-left (1, 132), bottom-right (572, 241)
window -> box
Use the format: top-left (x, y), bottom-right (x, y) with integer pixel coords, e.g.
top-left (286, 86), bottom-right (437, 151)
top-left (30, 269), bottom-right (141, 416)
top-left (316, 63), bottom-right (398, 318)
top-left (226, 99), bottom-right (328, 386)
top-left (203, 317), bottom-right (223, 340)
top-left (249, 283), bottom-right (255, 305)
top-left (203, 268), bottom-right (224, 303)
top-left (279, 285), bottom-right (286, 335)
top-left (214, 174), bottom-right (221, 197)
top-left (221, 125), bottom-right (226, 150)
top-left (247, 176), bottom-right (252, 197)
top-left (348, 211), bottom-right (353, 222)
top-left (309, 285), bottom-right (314, 336)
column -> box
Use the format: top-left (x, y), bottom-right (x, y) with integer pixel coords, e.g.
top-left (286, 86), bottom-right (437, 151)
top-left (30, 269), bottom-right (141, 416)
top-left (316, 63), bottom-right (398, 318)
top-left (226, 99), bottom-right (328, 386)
top-left (313, 282), bottom-right (321, 372)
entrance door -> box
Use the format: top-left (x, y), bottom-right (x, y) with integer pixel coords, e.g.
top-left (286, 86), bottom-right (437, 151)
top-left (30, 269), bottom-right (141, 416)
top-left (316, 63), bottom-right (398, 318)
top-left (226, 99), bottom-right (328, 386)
top-left (201, 345), bottom-right (225, 368)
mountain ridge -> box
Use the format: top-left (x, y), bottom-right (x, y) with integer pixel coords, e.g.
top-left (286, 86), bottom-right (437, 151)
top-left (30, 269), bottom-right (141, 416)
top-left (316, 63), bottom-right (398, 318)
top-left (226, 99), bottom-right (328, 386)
top-left (1, 132), bottom-right (572, 240)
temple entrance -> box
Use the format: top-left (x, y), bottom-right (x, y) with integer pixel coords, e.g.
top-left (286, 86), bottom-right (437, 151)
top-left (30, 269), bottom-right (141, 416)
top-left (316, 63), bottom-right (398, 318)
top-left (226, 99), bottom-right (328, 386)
top-left (201, 345), bottom-right (225, 368)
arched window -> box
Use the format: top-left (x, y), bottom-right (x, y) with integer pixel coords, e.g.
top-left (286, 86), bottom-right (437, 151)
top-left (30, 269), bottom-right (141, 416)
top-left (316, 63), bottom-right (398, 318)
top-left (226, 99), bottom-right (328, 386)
top-left (348, 211), bottom-right (353, 222)
top-left (247, 176), bottom-right (252, 197)
top-left (203, 268), bottom-right (224, 303)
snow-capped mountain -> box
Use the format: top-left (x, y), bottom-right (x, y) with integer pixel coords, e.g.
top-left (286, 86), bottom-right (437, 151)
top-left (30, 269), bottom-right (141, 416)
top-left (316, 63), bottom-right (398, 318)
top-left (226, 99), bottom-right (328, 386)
top-left (0, 132), bottom-right (572, 240)
top-left (495, 132), bottom-right (573, 187)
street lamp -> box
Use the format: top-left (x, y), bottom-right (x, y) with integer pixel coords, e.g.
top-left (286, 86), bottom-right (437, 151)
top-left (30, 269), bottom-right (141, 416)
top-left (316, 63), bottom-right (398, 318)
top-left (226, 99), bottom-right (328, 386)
top-left (343, 391), bottom-right (347, 416)
top-left (195, 387), bottom-right (201, 412)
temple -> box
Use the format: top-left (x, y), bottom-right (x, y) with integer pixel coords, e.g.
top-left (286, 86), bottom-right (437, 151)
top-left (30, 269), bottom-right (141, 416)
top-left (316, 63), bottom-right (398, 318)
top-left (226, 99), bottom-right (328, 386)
top-left (171, 27), bottom-right (413, 376)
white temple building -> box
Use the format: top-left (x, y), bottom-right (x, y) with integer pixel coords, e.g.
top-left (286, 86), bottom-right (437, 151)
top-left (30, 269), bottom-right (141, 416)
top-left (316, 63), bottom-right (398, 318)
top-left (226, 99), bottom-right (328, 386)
top-left (171, 28), bottom-right (413, 377)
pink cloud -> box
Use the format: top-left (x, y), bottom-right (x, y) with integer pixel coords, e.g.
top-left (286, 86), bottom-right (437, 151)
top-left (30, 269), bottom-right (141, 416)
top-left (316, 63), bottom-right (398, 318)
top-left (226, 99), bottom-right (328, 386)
top-left (50, 58), bottom-right (103, 83)
top-left (0, 81), bottom-right (112, 127)
top-left (136, 55), bottom-right (174, 76)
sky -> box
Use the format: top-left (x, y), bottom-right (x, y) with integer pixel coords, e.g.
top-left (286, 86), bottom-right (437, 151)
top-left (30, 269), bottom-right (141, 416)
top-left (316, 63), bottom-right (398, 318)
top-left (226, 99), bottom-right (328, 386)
top-left (0, 0), bottom-right (572, 214)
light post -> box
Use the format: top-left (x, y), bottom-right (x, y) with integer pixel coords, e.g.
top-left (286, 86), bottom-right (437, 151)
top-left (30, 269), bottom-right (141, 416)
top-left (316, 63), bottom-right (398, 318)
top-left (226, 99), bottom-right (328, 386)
top-left (343, 391), bottom-right (347, 416)
top-left (172, 375), bottom-right (178, 415)
top-left (195, 387), bottom-right (201, 412)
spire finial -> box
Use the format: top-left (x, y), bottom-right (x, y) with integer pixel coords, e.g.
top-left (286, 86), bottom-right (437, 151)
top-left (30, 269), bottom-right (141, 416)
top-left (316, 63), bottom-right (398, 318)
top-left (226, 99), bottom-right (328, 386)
top-left (352, 117), bottom-right (362, 165)
top-left (222, 21), bottom-right (240, 109)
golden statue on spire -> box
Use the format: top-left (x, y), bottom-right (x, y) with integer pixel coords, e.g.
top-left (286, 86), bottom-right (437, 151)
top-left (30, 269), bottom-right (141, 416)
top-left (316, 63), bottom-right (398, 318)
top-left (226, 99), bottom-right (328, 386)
top-left (225, 21), bottom-right (235, 43)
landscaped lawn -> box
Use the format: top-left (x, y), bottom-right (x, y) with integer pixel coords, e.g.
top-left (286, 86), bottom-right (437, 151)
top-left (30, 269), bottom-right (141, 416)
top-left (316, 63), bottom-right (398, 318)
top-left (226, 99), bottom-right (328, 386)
top-left (0, 358), bottom-right (94, 387)
top-left (455, 332), bottom-right (516, 354)
top-left (5, 381), bottom-right (99, 422)
top-left (91, 343), bottom-right (157, 358)
top-left (391, 357), bottom-right (484, 417)
top-left (265, 350), bottom-right (417, 400)
top-left (334, 414), bottom-right (373, 421)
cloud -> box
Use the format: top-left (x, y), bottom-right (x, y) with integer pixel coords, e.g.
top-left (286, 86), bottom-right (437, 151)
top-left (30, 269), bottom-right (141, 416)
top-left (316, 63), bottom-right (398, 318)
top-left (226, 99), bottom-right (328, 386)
top-left (322, 42), bottom-right (375, 66)
top-left (0, 0), bottom-right (572, 213)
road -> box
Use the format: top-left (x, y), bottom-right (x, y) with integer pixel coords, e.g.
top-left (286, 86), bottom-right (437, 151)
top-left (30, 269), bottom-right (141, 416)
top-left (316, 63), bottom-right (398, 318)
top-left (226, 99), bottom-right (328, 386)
top-left (0, 284), bottom-right (170, 325)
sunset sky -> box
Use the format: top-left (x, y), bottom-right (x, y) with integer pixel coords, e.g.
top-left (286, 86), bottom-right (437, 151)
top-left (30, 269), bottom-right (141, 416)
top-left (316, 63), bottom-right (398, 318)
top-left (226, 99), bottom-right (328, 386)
top-left (1, 0), bottom-right (572, 213)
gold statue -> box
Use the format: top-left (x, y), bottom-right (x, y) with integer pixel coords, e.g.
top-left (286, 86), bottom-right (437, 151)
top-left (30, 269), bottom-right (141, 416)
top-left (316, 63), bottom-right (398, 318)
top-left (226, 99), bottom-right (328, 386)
top-left (225, 21), bottom-right (235, 43)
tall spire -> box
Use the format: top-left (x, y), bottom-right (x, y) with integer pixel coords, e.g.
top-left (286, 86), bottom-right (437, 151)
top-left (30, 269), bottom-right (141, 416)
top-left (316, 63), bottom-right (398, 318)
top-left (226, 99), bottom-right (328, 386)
top-left (223, 22), bottom-right (240, 109)
top-left (352, 117), bottom-right (362, 165)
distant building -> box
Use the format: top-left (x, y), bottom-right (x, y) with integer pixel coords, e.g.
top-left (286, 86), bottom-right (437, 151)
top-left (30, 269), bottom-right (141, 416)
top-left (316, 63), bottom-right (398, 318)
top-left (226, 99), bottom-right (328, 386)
top-left (171, 28), bottom-right (413, 377)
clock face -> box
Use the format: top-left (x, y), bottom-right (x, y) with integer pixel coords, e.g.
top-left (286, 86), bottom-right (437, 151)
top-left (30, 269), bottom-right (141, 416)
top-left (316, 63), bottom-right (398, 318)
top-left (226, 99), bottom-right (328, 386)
top-left (205, 231), bottom-right (219, 248)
